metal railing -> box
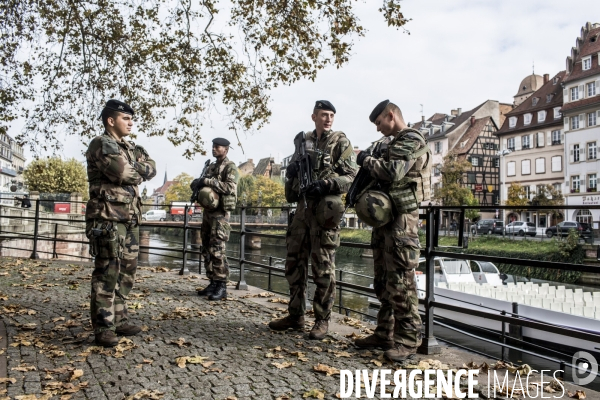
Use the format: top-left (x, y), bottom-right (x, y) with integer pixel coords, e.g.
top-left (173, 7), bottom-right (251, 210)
top-left (2, 196), bottom-right (600, 383)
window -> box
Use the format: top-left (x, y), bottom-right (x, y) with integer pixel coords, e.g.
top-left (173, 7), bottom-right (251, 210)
top-left (521, 159), bottom-right (531, 175)
top-left (572, 175), bottom-right (580, 193)
top-left (589, 142), bottom-right (597, 160)
top-left (507, 161), bottom-right (516, 177)
top-left (574, 144), bottom-right (580, 162)
top-left (571, 116), bottom-right (580, 130)
top-left (535, 158), bottom-right (545, 174)
top-left (589, 174), bottom-right (598, 192)
top-left (522, 135), bottom-right (530, 149)
top-left (546, 94), bottom-right (554, 103)
top-left (467, 172), bottom-right (476, 184)
top-left (554, 107), bottom-right (561, 119)
top-left (524, 186), bottom-right (531, 200)
top-left (509, 117), bottom-right (517, 128)
top-left (553, 183), bottom-right (562, 193)
top-left (571, 86), bottom-right (579, 101)
top-left (589, 112), bottom-right (597, 127)
top-left (507, 137), bottom-right (515, 150)
top-left (524, 113), bottom-right (532, 125)
top-left (538, 110), bottom-right (546, 122)
top-left (588, 82), bottom-right (597, 97)
top-left (551, 130), bottom-right (561, 145)
top-left (583, 57), bottom-right (592, 71)
top-left (575, 209), bottom-right (592, 224)
top-left (551, 156), bottom-right (562, 172)
top-left (494, 158), bottom-right (500, 168)
top-left (433, 165), bottom-right (441, 176)
top-left (471, 157), bottom-right (479, 166)
top-left (434, 141), bottom-right (442, 154)
top-left (532, 97), bottom-right (539, 106)
top-left (536, 132), bottom-right (545, 147)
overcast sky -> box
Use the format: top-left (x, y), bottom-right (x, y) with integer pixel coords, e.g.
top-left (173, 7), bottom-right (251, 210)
top-left (15, 1), bottom-right (597, 194)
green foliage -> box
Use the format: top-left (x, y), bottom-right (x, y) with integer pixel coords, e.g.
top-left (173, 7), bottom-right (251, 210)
top-left (463, 190), bottom-right (480, 221)
top-left (164, 173), bottom-right (194, 204)
top-left (531, 184), bottom-right (564, 217)
top-left (1, 0), bottom-right (409, 157)
top-left (24, 157), bottom-right (88, 200)
top-left (557, 229), bottom-right (580, 258)
top-left (237, 175), bottom-right (285, 209)
top-left (433, 152), bottom-right (478, 214)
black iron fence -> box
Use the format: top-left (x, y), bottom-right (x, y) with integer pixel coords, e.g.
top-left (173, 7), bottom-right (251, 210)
top-left (2, 196), bottom-right (600, 384)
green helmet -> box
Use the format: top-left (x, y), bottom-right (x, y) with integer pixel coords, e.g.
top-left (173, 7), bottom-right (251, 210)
top-left (197, 187), bottom-right (220, 210)
top-left (316, 195), bottom-right (345, 229)
top-left (355, 190), bottom-right (393, 228)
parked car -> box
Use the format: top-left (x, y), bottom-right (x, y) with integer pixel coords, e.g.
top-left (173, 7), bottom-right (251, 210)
top-left (545, 221), bottom-right (592, 238)
top-left (471, 219), bottom-right (503, 235)
top-left (505, 221), bottom-right (537, 237)
top-left (142, 210), bottom-right (167, 221)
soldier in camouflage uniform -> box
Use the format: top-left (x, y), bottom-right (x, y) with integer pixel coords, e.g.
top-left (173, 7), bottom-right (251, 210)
top-left (354, 100), bottom-right (431, 362)
top-left (269, 101), bottom-right (358, 339)
top-left (193, 138), bottom-right (239, 301)
top-left (86, 99), bottom-right (156, 347)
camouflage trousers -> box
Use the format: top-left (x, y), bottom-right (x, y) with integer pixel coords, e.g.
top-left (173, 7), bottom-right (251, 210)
top-left (285, 199), bottom-right (338, 321)
top-left (90, 221), bottom-right (139, 334)
top-left (371, 210), bottom-right (422, 348)
top-left (201, 209), bottom-right (231, 281)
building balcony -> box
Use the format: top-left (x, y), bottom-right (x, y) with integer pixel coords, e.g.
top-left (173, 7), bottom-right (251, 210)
top-left (587, 187), bottom-right (597, 192)
top-left (0, 167), bottom-right (17, 177)
top-left (571, 188), bottom-right (580, 193)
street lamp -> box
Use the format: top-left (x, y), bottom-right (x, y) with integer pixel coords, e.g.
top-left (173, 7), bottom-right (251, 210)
top-left (497, 149), bottom-right (512, 236)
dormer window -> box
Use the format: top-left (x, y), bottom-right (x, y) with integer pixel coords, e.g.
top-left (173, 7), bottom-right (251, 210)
top-left (553, 77), bottom-right (559, 85)
top-left (524, 113), bottom-right (532, 125)
top-left (538, 110), bottom-right (546, 122)
top-left (583, 56), bottom-right (592, 71)
top-left (532, 97), bottom-right (539, 106)
top-left (509, 117), bottom-right (517, 128)
top-left (546, 93), bottom-right (554, 103)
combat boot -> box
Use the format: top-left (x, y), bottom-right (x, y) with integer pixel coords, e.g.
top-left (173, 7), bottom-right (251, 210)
top-left (384, 344), bottom-right (417, 362)
top-left (354, 334), bottom-right (394, 350)
top-left (115, 324), bottom-right (142, 336)
top-left (208, 281), bottom-right (227, 301)
top-left (95, 330), bottom-right (119, 348)
top-left (268, 315), bottom-right (305, 331)
top-left (309, 319), bottom-right (329, 340)
top-left (197, 279), bottom-right (217, 296)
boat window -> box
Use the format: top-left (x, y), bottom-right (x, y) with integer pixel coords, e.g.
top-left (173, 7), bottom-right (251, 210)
top-left (478, 262), bottom-right (498, 273)
top-left (469, 261), bottom-right (480, 272)
top-left (443, 259), bottom-right (472, 274)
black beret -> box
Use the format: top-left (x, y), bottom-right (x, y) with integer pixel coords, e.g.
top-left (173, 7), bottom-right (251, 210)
top-left (212, 137), bottom-right (230, 147)
top-left (369, 100), bottom-right (390, 123)
top-left (99, 99), bottom-right (134, 120)
top-left (314, 100), bottom-right (336, 114)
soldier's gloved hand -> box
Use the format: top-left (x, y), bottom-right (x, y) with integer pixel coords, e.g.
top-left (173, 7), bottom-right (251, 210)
top-left (190, 178), bottom-right (203, 190)
top-left (306, 180), bottom-right (330, 197)
top-left (201, 178), bottom-right (212, 187)
top-left (356, 150), bottom-right (371, 167)
top-left (285, 163), bottom-right (298, 179)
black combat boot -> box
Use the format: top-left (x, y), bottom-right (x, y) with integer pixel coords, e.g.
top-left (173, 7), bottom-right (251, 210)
top-left (95, 330), bottom-right (119, 347)
top-left (268, 315), bottom-right (305, 331)
top-left (197, 279), bottom-right (217, 296)
top-left (115, 324), bottom-right (142, 336)
top-left (208, 281), bottom-right (227, 301)
top-left (354, 334), bottom-right (394, 350)
top-left (309, 319), bottom-right (329, 340)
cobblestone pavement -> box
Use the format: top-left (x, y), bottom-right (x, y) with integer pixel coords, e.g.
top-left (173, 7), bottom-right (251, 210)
top-left (1, 257), bottom-right (599, 400)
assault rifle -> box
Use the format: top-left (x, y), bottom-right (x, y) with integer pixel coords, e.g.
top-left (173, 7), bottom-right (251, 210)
top-left (343, 138), bottom-right (390, 215)
top-left (295, 132), bottom-right (313, 208)
top-left (190, 159), bottom-right (211, 203)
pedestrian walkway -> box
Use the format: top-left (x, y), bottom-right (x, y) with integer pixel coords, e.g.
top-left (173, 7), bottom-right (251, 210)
top-left (0, 257), bottom-right (598, 399)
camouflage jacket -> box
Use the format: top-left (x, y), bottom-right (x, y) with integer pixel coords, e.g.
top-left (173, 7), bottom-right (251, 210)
top-left (85, 131), bottom-right (157, 222)
top-left (285, 129), bottom-right (358, 200)
top-left (204, 157), bottom-right (239, 196)
top-left (363, 129), bottom-right (432, 205)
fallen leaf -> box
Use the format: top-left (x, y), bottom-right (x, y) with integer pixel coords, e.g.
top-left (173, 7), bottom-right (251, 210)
top-left (69, 369), bottom-right (84, 381)
top-left (272, 361), bottom-right (295, 369)
top-left (11, 364), bottom-right (37, 372)
top-left (0, 378), bottom-right (17, 384)
top-left (313, 364), bottom-right (340, 376)
top-left (170, 337), bottom-right (190, 347)
top-left (569, 390), bottom-right (586, 399)
top-left (125, 389), bottom-right (164, 400)
top-left (303, 388), bottom-right (325, 399)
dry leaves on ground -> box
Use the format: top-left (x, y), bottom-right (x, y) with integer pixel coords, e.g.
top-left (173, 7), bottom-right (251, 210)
top-left (14, 395), bottom-right (52, 400)
top-left (268, 298), bottom-right (289, 304)
top-left (463, 361), bottom-right (489, 373)
top-left (313, 364), bottom-right (340, 376)
top-left (303, 389), bottom-right (325, 399)
top-left (125, 389), bottom-right (165, 400)
top-left (272, 361), bottom-right (295, 369)
top-left (0, 378), bottom-right (17, 384)
top-left (241, 292), bottom-right (275, 298)
top-left (170, 337), bottom-right (190, 348)
top-left (11, 364), bottom-right (37, 372)
top-left (174, 355), bottom-right (209, 368)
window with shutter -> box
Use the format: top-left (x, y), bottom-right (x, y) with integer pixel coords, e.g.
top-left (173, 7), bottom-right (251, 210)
top-left (522, 159), bottom-right (531, 175)
top-left (535, 158), bottom-right (545, 174)
top-left (574, 144), bottom-right (580, 162)
top-left (572, 175), bottom-right (580, 193)
top-left (502, 138), bottom-right (507, 151)
top-left (515, 137), bottom-right (522, 151)
top-left (546, 131), bottom-right (551, 145)
top-left (529, 134), bottom-right (534, 148)
top-left (588, 142), bottom-right (597, 160)
top-left (507, 161), bottom-right (516, 176)
top-left (588, 82), bottom-right (597, 97)
top-left (579, 114), bottom-right (585, 128)
top-left (563, 88), bottom-right (569, 103)
top-left (589, 112), bottom-right (597, 127)
top-left (571, 87), bottom-right (579, 101)
top-left (596, 80), bottom-right (600, 94)
top-left (579, 85), bottom-right (585, 98)
top-left (551, 156), bottom-right (562, 172)
top-left (564, 117), bottom-right (570, 131)
top-left (570, 145), bottom-right (574, 163)
top-left (571, 116), bottom-right (579, 130)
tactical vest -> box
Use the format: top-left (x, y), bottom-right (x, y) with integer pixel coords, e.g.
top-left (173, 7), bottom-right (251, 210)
top-left (303, 129), bottom-right (354, 181)
top-left (386, 129), bottom-right (432, 213)
top-left (206, 158), bottom-right (237, 211)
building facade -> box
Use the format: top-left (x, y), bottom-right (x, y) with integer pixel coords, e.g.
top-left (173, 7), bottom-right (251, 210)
top-left (0, 133), bottom-right (26, 204)
top-left (562, 22), bottom-right (600, 227)
top-left (497, 71), bottom-right (566, 227)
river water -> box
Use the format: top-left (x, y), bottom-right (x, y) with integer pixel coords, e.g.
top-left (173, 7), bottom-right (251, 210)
top-left (144, 229), bottom-right (600, 390)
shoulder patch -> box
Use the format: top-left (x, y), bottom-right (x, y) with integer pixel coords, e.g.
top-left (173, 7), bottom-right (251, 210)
top-left (101, 137), bottom-right (121, 155)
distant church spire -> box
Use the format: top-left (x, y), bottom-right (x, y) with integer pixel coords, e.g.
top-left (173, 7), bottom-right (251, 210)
top-left (164, 168), bottom-right (167, 185)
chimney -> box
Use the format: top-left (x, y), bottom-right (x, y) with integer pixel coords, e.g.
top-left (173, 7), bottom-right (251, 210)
top-left (421, 115), bottom-right (425, 122)
top-left (457, 108), bottom-right (462, 116)
top-left (248, 158), bottom-right (253, 163)
top-left (451, 109), bottom-right (458, 116)
top-left (470, 115), bottom-right (475, 126)
top-left (543, 73), bottom-right (549, 84)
